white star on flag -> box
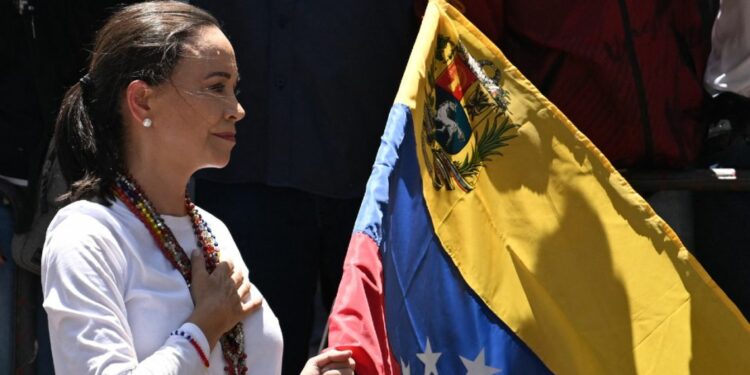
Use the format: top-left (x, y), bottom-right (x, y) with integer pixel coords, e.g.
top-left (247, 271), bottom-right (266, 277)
top-left (401, 359), bottom-right (411, 375)
top-left (460, 349), bottom-right (501, 375)
top-left (416, 338), bottom-right (441, 375)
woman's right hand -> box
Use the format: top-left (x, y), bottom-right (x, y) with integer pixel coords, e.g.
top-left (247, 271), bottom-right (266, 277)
top-left (300, 350), bottom-right (355, 375)
top-left (187, 250), bottom-right (262, 349)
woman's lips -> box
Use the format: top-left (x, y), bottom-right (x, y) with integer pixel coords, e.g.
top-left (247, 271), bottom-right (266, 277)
top-left (213, 132), bottom-right (236, 142)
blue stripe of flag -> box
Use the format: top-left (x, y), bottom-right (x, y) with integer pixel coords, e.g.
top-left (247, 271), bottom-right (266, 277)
top-left (358, 103), bottom-right (552, 374)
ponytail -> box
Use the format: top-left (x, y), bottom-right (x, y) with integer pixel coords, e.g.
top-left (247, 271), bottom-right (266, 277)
top-left (54, 77), bottom-right (120, 203)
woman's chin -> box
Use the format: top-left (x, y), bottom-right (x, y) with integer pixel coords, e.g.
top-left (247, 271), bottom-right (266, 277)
top-left (198, 156), bottom-right (232, 170)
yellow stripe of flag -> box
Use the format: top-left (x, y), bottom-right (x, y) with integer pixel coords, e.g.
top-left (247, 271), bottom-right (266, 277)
top-left (396, 1), bottom-right (750, 373)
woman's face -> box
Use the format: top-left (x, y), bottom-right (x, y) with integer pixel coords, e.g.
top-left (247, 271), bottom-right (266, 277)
top-left (147, 25), bottom-right (245, 171)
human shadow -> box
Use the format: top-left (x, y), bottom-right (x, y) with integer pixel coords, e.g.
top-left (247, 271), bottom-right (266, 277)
top-left (477, 95), bottom-right (639, 373)
top-left (510, 187), bottom-right (637, 374)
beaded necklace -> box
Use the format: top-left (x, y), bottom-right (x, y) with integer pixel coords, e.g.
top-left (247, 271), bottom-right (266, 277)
top-left (113, 173), bottom-right (247, 375)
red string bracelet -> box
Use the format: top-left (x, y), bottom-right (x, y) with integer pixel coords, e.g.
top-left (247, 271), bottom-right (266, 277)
top-left (171, 330), bottom-right (210, 368)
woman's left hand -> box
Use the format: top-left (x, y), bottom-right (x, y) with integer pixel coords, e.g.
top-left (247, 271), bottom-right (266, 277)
top-left (300, 349), bottom-right (355, 375)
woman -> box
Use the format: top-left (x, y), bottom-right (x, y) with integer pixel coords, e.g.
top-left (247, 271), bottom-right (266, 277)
top-left (41, 2), bottom-right (354, 374)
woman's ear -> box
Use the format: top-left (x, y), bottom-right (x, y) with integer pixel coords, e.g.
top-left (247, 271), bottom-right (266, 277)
top-left (124, 80), bottom-right (153, 124)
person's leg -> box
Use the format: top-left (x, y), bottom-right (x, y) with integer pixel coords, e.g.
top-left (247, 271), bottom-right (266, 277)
top-left (195, 180), bottom-right (320, 375)
top-left (693, 191), bottom-right (749, 318)
top-left (693, 136), bottom-right (750, 319)
top-left (0, 199), bottom-right (16, 374)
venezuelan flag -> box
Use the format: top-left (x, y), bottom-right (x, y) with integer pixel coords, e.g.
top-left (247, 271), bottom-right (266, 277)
top-left (327, 1), bottom-right (750, 374)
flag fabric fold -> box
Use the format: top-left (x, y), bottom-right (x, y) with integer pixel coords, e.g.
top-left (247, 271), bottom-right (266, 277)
top-left (328, 1), bottom-right (750, 374)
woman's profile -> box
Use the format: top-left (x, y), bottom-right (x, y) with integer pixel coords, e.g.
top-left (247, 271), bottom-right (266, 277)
top-left (41, 2), bottom-right (353, 374)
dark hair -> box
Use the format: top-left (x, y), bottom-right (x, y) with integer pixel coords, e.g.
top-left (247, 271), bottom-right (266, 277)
top-left (55, 1), bottom-right (219, 203)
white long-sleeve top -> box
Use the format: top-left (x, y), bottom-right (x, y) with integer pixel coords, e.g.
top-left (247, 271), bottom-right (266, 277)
top-left (42, 199), bottom-right (283, 375)
top-left (705, 0), bottom-right (750, 97)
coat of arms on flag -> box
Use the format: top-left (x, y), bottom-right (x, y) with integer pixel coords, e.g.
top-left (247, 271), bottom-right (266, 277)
top-left (327, 1), bottom-right (750, 374)
top-left (423, 34), bottom-right (515, 192)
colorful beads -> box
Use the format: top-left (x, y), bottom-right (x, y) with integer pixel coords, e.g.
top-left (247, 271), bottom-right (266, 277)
top-left (114, 174), bottom-right (247, 375)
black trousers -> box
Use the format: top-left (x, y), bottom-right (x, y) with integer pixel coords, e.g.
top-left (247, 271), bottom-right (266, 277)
top-left (694, 191), bottom-right (750, 318)
top-left (194, 180), bottom-right (360, 374)
top-left (693, 133), bottom-right (750, 319)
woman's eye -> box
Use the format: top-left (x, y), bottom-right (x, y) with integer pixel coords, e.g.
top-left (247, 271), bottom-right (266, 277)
top-left (208, 83), bottom-right (225, 93)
